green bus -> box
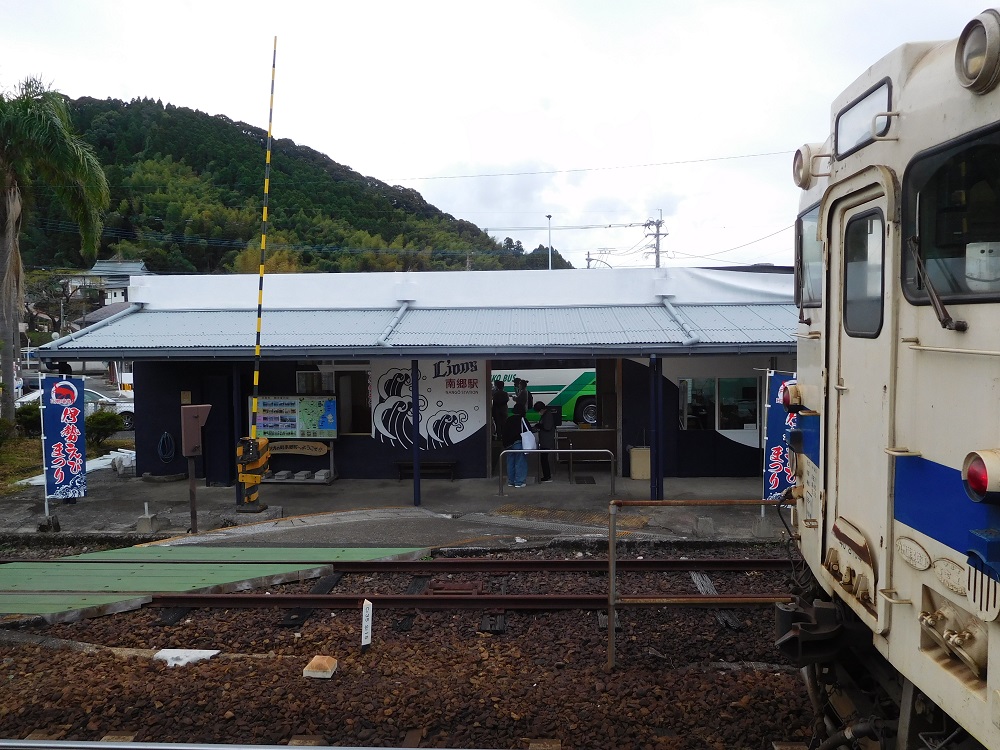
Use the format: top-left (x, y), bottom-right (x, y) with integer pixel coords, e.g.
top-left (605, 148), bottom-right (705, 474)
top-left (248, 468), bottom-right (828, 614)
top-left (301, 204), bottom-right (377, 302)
top-left (493, 368), bottom-right (597, 424)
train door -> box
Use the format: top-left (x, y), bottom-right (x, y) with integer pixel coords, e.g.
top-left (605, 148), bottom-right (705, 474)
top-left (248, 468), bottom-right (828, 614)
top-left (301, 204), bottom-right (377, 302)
top-left (823, 169), bottom-right (896, 633)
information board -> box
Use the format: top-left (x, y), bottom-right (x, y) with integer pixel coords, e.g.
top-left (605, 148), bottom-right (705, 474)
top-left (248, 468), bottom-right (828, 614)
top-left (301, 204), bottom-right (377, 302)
top-left (252, 396), bottom-right (338, 439)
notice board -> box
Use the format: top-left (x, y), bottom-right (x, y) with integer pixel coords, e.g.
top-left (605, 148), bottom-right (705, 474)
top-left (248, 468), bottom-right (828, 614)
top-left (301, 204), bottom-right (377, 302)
top-left (251, 396), bottom-right (338, 439)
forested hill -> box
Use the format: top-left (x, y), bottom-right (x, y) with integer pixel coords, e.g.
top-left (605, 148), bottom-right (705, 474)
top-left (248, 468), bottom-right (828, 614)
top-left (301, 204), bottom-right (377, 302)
top-left (21, 96), bottom-right (571, 274)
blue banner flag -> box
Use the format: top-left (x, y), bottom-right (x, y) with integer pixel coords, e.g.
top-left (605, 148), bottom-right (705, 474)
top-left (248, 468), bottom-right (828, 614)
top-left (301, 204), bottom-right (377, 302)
top-left (41, 376), bottom-right (87, 501)
top-left (763, 371), bottom-right (796, 502)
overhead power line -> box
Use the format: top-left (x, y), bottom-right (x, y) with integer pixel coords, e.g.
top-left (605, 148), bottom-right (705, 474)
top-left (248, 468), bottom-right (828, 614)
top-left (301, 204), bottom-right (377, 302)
top-left (484, 222), bottom-right (644, 232)
top-left (394, 150), bottom-right (793, 181)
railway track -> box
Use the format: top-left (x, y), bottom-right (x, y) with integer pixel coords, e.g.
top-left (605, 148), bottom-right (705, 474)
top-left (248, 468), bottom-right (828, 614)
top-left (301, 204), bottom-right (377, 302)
top-left (0, 542), bottom-right (814, 748)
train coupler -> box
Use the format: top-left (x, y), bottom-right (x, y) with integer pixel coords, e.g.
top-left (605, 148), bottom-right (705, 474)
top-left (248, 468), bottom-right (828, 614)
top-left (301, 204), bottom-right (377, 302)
top-left (774, 596), bottom-right (843, 667)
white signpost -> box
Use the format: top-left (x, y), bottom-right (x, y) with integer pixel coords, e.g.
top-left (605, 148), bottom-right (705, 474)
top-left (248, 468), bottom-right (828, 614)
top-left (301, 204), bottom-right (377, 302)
top-left (361, 598), bottom-right (373, 652)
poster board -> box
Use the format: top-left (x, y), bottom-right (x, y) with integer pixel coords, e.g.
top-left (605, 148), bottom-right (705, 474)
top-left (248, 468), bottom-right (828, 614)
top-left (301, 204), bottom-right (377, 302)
top-left (252, 396), bottom-right (338, 439)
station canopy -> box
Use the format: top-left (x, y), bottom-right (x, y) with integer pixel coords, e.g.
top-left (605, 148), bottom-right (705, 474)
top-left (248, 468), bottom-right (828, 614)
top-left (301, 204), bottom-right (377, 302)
top-left (38, 266), bottom-right (798, 362)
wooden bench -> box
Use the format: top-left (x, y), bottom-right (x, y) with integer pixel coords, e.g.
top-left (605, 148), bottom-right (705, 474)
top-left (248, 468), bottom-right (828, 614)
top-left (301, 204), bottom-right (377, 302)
top-left (395, 461), bottom-right (457, 481)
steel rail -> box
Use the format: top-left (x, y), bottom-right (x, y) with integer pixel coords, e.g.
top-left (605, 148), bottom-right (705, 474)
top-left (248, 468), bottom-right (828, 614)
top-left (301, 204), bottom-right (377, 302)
top-left (612, 498), bottom-right (781, 507)
top-left (149, 592), bottom-right (791, 610)
top-left (0, 742), bottom-right (506, 750)
top-left (0, 557), bottom-right (792, 572)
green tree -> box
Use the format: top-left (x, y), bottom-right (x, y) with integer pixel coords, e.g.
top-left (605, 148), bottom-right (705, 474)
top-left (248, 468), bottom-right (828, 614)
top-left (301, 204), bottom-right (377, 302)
top-left (0, 78), bottom-right (109, 419)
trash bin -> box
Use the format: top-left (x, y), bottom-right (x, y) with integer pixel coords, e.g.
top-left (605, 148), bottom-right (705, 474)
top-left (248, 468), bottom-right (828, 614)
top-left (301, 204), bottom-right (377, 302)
top-left (629, 447), bottom-right (650, 480)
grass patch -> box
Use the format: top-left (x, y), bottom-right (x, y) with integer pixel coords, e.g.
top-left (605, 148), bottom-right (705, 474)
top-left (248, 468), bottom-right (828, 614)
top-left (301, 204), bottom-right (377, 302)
top-left (0, 438), bottom-right (41, 495)
top-left (0, 437), bottom-right (135, 496)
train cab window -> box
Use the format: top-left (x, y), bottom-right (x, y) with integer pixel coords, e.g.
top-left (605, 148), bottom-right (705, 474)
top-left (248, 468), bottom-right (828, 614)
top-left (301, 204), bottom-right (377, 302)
top-left (835, 79), bottom-right (892, 158)
top-left (843, 212), bottom-right (885, 337)
top-left (796, 205), bottom-right (822, 307)
top-left (903, 136), bottom-right (1000, 302)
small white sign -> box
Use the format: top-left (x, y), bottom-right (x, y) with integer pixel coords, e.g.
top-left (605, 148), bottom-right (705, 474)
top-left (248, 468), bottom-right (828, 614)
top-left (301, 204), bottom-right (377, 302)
top-left (361, 599), bottom-right (373, 648)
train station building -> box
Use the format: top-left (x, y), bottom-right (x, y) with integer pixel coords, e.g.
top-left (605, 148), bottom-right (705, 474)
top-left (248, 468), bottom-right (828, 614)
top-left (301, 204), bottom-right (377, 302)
top-left (36, 266), bottom-right (796, 489)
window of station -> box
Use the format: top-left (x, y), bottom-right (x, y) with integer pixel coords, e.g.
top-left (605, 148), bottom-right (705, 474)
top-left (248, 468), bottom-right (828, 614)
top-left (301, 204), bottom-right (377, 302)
top-left (679, 378), bottom-right (716, 430)
top-left (297, 365), bottom-right (372, 435)
top-left (902, 134), bottom-right (1000, 303)
top-left (719, 378), bottom-right (758, 430)
top-left (680, 377), bottom-right (759, 431)
top-left (843, 212), bottom-right (884, 337)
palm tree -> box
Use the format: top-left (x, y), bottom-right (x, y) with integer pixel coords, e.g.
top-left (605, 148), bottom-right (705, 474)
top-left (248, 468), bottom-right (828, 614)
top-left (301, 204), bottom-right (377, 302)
top-left (0, 78), bottom-right (109, 419)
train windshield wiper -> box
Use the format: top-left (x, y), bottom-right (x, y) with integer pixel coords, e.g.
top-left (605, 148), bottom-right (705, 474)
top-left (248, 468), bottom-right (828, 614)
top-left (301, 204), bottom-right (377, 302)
top-left (907, 236), bottom-right (968, 332)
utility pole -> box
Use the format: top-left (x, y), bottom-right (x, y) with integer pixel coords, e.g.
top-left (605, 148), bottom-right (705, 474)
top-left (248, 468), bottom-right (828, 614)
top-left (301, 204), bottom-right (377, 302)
top-left (643, 210), bottom-right (667, 268)
top-left (546, 214), bottom-right (552, 270)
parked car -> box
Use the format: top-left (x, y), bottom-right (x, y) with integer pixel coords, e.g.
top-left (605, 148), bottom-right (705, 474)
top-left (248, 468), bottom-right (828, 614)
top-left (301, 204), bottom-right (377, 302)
top-left (15, 388), bottom-right (135, 430)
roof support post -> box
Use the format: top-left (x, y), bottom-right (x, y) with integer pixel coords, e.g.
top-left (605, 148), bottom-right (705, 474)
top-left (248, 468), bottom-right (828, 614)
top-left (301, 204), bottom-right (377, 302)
top-left (411, 359), bottom-right (421, 507)
top-left (649, 355), bottom-right (663, 501)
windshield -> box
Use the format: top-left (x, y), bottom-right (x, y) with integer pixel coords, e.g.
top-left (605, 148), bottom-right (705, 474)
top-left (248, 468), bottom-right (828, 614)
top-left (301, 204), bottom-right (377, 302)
top-left (903, 131), bottom-right (1000, 302)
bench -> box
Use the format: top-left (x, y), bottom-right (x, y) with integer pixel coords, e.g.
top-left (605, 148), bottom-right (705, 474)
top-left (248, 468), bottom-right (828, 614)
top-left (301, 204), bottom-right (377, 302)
top-left (395, 461), bottom-right (457, 481)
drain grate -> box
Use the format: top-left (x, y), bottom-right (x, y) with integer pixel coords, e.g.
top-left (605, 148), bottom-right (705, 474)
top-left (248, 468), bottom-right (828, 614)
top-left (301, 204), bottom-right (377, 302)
top-left (575, 475), bottom-right (596, 484)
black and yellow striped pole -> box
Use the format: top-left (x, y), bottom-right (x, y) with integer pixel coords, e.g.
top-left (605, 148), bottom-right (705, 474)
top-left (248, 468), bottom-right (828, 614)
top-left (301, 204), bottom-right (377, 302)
top-left (236, 36), bottom-right (277, 511)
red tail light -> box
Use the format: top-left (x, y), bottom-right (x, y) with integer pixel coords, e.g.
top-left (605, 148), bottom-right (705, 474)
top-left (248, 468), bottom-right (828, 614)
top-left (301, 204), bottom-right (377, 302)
top-left (963, 450), bottom-right (1000, 503)
top-left (968, 456), bottom-right (989, 497)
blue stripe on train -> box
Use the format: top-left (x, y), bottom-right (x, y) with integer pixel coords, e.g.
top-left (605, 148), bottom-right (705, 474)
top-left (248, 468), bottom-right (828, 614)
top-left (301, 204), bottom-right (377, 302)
top-left (894, 455), bottom-right (1000, 553)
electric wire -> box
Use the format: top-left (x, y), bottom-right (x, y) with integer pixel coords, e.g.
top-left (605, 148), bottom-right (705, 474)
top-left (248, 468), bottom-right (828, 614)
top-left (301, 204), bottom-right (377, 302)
top-left (393, 150), bottom-right (794, 181)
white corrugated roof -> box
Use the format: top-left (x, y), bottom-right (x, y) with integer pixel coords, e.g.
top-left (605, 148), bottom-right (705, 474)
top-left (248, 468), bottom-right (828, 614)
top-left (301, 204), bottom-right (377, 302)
top-left (41, 267), bottom-right (798, 360)
top-left (44, 304), bottom-right (797, 359)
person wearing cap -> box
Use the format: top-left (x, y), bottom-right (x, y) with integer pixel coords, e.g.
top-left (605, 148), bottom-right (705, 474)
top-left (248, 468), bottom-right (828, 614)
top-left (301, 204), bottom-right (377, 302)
top-left (513, 378), bottom-right (529, 416)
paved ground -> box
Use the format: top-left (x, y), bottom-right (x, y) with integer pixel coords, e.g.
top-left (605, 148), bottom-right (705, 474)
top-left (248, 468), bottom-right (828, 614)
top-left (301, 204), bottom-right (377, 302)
top-left (4, 457), bottom-right (787, 550)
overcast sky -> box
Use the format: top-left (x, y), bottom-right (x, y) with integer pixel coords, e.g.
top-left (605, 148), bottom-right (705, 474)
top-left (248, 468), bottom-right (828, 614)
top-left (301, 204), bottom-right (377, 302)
top-left (2, 1), bottom-right (991, 270)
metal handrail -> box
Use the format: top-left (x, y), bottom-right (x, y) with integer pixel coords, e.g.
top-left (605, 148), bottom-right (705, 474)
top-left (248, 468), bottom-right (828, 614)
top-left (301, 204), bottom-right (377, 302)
top-left (497, 448), bottom-right (616, 496)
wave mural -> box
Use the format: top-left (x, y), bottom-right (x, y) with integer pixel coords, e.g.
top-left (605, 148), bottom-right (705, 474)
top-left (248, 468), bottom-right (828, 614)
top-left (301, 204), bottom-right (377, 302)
top-left (371, 361), bottom-right (485, 450)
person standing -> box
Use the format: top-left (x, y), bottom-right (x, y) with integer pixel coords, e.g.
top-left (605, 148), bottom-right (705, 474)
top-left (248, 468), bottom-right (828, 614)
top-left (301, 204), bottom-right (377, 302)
top-left (501, 404), bottom-right (528, 488)
top-left (513, 378), bottom-right (529, 417)
top-left (491, 378), bottom-right (509, 441)
top-left (533, 400), bottom-right (560, 482)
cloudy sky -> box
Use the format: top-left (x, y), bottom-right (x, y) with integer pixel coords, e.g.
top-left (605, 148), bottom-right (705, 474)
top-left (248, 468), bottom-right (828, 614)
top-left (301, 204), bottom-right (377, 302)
top-left (2, 1), bottom-right (990, 270)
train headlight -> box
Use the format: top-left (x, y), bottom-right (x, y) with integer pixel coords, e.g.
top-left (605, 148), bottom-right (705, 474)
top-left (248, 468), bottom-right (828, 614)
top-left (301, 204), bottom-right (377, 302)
top-left (962, 450), bottom-right (1000, 503)
top-left (792, 143), bottom-right (829, 190)
top-left (792, 146), bottom-right (812, 189)
top-left (956, 10), bottom-right (1000, 94)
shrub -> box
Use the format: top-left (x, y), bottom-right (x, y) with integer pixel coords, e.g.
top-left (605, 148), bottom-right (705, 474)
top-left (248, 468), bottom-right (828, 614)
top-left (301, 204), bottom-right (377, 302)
top-left (85, 410), bottom-right (125, 448)
top-left (14, 402), bottom-right (42, 437)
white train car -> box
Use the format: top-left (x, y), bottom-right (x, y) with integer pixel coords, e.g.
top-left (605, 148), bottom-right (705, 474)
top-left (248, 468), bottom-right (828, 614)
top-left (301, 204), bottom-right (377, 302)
top-left (776, 10), bottom-right (1000, 749)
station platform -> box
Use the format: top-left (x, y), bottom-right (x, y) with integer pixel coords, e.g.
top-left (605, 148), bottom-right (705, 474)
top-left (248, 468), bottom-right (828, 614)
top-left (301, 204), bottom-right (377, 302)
top-left (3, 465), bottom-right (782, 548)
top-left (0, 465), bottom-right (787, 622)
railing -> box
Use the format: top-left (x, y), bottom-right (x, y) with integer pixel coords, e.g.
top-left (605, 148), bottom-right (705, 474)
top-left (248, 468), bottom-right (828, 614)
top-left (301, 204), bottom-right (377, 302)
top-left (496, 448), bottom-right (616, 497)
top-left (605, 496), bottom-right (786, 670)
